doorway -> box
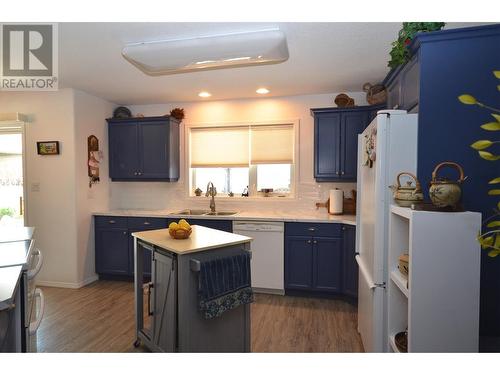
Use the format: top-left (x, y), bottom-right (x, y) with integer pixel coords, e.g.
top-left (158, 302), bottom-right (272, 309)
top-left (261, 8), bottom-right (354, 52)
top-left (0, 123), bottom-right (26, 227)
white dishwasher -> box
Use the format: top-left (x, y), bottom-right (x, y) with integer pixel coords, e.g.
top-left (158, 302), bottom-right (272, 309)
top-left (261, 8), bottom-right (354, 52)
top-left (233, 221), bottom-right (284, 295)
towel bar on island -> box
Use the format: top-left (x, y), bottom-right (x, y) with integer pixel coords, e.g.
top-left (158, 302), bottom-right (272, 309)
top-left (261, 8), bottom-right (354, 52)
top-left (189, 251), bottom-right (252, 272)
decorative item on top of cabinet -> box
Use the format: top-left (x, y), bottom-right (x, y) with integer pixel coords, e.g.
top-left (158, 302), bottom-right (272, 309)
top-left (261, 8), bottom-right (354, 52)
top-left (363, 83), bottom-right (387, 105)
top-left (113, 106), bottom-right (132, 119)
top-left (334, 93), bottom-right (355, 108)
top-left (169, 107), bottom-right (185, 121)
top-left (428, 162), bottom-right (466, 210)
top-left (87, 135), bottom-right (101, 188)
top-left (389, 172), bottom-right (424, 207)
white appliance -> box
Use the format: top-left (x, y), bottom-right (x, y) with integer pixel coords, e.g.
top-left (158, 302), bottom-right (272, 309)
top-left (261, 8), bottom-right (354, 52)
top-left (355, 110), bottom-right (418, 352)
top-left (122, 29), bottom-right (289, 76)
top-left (233, 221), bottom-right (284, 294)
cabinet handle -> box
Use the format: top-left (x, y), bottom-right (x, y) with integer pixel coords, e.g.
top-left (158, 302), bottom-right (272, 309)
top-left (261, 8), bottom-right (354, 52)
top-left (138, 171), bottom-right (143, 176)
top-left (393, 104), bottom-right (400, 110)
top-left (341, 171), bottom-right (345, 175)
top-left (134, 172), bottom-right (138, 176)
top-left (109, 220), bottom-right (116, 224)
top-left (313, 240), bottom-right (318, 244)
top-left (308, 227), bottom-right (316, 232)
top-left (336, 171), bottom-right (339, 175)
top-left (144, 222), bottom-right (150, 225)
top-left (342, 226), bottom-right (346, 231)
top-left (123, 231), bottom-right (127, 235)
top-left (307, 240), bottom-right (312, 244)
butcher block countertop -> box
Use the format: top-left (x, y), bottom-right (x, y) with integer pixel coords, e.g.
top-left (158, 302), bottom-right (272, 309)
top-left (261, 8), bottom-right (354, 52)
top-left (132, 225), bottom-right (252, 255)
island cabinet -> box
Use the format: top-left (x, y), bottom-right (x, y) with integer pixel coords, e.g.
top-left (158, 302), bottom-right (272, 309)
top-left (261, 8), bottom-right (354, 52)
top-left (310, 105), bottom-right (383, 182)
top-left (132, 226), bottom-right (252, 352)
top-left (95, 216), bottom-right (168, 278)
top-left (284, 222), bottom-right (357, 299)
top-left (107, 116), bottom-right (180, 182)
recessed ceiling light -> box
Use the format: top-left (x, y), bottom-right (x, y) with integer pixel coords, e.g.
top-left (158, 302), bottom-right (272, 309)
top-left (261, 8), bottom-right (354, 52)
top-left (256, 88), bottom-right (270, 94)
top-left (198, 91), bottom-right (212, 98)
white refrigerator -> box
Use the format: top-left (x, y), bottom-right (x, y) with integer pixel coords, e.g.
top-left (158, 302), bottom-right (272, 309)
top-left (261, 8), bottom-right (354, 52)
top-left (355, 110), bottom-right (418, 352)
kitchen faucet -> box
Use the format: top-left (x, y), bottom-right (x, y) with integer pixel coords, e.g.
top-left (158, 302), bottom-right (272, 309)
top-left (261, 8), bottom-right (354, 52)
top-left (205, 181), bottom-right (217, 213)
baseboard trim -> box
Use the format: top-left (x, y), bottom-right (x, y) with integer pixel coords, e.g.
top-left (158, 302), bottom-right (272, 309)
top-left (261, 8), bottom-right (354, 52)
top-left (37, 274), bottom-right (99, 289)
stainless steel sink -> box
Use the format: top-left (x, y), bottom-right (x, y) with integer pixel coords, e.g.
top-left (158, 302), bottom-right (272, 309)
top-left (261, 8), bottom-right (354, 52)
top-left (205, 211), bottom-right (238, 216)
top-left (173, 209), bottom-right (210, 215)
top-left (171, 209), bottom-right (238, 216)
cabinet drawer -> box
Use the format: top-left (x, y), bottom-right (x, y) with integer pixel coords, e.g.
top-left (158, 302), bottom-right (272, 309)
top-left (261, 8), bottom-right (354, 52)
top-left (285, 222), bottom-right (341, 238)
top-left (128, 217), bottom-right (168, 229)
top-left (95, 216), bottom-right (128, 228)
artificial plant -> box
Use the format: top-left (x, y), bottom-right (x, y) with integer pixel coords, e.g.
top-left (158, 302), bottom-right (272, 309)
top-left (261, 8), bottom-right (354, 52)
top-left (458, 70), bottom-right (500, 257)
top-left (388, 22), bottom-right (445, 69)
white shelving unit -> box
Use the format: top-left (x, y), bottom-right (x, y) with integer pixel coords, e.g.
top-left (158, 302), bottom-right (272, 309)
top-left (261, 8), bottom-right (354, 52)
top-left (387, 205), bottom-right (481, 353)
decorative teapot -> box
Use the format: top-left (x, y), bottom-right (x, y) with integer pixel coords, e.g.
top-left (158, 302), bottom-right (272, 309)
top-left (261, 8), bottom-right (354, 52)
top-left (428, 162), bottom-right (466, 209)
top-left (390, 172), bottom-right (424, 207)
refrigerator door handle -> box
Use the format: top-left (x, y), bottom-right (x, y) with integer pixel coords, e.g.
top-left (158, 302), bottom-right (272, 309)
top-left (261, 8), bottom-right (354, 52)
top-left (355, 254), bottom-right (385, 289)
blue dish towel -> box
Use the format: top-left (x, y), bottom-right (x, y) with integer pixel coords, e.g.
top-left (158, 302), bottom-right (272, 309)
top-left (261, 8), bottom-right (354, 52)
top-left (198, 253), bottom-right (254, 319)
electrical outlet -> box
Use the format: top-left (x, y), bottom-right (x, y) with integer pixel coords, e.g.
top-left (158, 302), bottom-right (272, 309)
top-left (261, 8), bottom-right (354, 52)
top-left (31, 182), bottom-right (40, 192)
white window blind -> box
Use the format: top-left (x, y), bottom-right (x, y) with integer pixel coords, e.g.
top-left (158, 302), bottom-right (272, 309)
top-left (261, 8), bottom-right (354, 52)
top-left (250, 124), bottom-right (294, 164)
top-left (190, 126), bottom-right (250, 167)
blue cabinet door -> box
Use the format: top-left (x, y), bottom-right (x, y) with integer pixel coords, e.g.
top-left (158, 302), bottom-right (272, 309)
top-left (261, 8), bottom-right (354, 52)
top-left (341, 111), bottom-right (368, 181)
top-left (109, 122), bottom-right (139, 180)
top-left (314, 113), bottom-right (341, 180)
top-left (139, 121), bottom-right (170, 179)
top-left (95, 228), bottom-right (129, 275)
top-left (313, 237), bottom-right (342, 292)
top-left (285, 236), bottom-right (313, 290)
top-left (342, 225), bottom-right (358, 298)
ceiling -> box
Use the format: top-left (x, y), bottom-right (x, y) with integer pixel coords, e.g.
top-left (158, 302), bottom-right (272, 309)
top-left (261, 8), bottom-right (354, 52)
top-left (58, 22), bottom-right (483, 104)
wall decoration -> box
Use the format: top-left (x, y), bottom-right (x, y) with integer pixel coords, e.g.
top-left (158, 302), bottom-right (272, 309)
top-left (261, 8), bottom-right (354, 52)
top-left (37, 141), bottom-right (60, 155)
top-left (87, 135), bottom-right (101, 188)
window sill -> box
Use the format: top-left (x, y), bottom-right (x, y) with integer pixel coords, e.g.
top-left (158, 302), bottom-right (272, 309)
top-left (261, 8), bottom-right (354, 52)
top-left (186, 195), bottom-right (297, 202)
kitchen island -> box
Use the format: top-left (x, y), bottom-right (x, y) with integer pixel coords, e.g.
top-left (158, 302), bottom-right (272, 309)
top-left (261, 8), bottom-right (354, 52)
top-left (132, 225), bottom-right (252, 352)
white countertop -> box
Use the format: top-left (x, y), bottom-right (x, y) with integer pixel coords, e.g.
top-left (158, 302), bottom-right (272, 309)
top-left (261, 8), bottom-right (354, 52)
top-left (94, 209), bottom-right (356, 226)
top-left (132, 225), bottom-right (252, 255)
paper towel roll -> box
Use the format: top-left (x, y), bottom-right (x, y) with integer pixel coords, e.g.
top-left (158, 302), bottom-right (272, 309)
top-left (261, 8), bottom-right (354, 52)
top-left (329, 189), bottom-right (344, 214)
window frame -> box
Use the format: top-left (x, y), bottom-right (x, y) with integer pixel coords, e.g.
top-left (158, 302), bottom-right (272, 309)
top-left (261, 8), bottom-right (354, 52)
top-left (185, 119), bottom-right (300, 200)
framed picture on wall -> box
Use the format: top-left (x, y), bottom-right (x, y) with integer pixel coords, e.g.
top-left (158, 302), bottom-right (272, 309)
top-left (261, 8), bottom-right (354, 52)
top-left (37, 141), bottom-right (60, 155)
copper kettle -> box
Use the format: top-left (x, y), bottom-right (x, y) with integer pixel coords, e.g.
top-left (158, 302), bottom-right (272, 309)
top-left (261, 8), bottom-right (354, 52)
top-left (429, 162), bottom-right (466, 209)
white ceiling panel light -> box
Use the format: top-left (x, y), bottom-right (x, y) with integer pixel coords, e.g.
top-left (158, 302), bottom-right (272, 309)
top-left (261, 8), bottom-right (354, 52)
top-left (122, 29), bottom-right (289, 76)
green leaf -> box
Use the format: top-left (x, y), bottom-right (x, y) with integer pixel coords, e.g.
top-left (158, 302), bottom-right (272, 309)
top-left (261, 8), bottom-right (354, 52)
top-left (493, 114), bottom-right (500, 122)
top-left (478, 151), bottom-right (500, 161)
top-left (481, 122), bottom-right (500, 131)
top-left (488, 189), bottom-right (500, 195)
top-left (479, 235), bottom-right (495, 249)
top-left (471, 140), bottom-right (493, 150)
top-left (498, 201), bottom-right (500, 210)
top-left (458, 94), bottom-right (477, 104)
top-left (498, 85), bottom-right (500, 92)
top-left (489, 177), bottom-right (500, 184)
top-left (487, 221), bottom-right (500, 228)
top-left (494, 71), bottom-right (500, 79)
top-left (488, 250), bottom-right (500, 257)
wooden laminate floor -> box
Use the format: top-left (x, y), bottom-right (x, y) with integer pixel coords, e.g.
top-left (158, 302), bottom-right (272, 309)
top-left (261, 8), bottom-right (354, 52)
top-left (37, 280), bottom-right (363, 353)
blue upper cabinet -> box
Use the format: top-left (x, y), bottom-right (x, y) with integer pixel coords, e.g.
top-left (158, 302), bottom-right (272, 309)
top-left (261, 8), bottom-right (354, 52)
top-left (108, 116), bottom-right (180, 181)
top-left (311, 105), bottom-right (383, 182)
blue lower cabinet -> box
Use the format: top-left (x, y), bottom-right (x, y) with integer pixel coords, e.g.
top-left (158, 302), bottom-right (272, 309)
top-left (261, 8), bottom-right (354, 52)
top-left (285, 222), bottom-right (357, 299)
top-left (95, 216), bottom-right (167, 278)
top-left (95, 227), bottom-right (130, 276)
top-left (314, 237), bottom-right (342, 292)
top-left (285, 236), bottom-right (314, 290)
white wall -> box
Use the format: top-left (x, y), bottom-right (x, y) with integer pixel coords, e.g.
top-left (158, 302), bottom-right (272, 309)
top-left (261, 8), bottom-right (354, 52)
top-left (0, 88), bottom-right (114, 287)
top-left (74, 89), bottom-right (114, 284)
top-left (0, 89), bottom-right (79, 286)
top-left (111, 92), bottom-right (367, 212)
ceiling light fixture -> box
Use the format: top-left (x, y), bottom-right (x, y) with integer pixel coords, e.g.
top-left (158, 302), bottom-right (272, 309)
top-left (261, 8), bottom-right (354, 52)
top-left (122, 29), bottom-right (289, 76)
top-left (256, 88), bottom-right (270, 94)
top-left (198, 91), bottom-right (212, 98)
